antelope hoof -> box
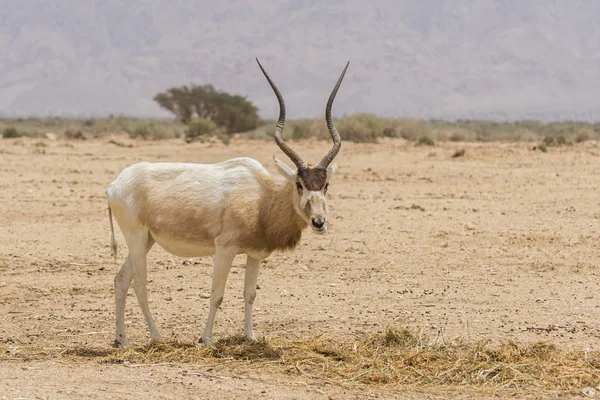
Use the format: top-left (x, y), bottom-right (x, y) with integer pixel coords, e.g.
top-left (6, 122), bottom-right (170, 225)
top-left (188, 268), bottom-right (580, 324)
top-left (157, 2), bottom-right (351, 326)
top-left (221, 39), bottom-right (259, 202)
top-left (113, 338), bottom-right (128, 348)
top-left (199, 336), bottom-right (213, 347)
top-left (149, 336), bottom-right (164, 345)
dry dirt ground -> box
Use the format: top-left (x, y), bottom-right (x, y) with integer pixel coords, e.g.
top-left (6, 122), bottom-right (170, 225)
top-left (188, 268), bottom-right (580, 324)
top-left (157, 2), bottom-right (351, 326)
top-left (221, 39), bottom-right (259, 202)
top-left (0, 136), bottom-right (599, 399)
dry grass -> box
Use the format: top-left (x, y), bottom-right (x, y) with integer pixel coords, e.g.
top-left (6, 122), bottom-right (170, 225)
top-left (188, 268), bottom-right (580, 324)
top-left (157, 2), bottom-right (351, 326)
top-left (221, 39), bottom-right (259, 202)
top-left (1, 327), bottom-right (598, 395)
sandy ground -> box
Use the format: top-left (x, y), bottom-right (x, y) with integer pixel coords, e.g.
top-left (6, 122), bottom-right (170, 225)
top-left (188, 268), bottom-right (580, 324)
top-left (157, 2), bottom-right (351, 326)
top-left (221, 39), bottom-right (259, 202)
top-left (0, 136), bottom-right (599, 399)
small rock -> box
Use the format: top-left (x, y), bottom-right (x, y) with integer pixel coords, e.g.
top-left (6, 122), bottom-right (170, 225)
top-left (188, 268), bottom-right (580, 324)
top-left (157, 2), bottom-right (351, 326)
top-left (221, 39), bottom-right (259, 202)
top-left (297, 263), bottom-right (309, 271)
top-left (200, 293), bottom-right (211, 299)
top-left (359, 228), bottom-right (365, 233)
top-left (256, 284), bottom-right (261, 290)
top-left (582, 387), bottom-right (596, 397)
top-left (465, 224), bottom-right (477, 231)
top-left (45, 132), bottom-right (57, 140)
top-left (183, 260), bottom-right (192, 266)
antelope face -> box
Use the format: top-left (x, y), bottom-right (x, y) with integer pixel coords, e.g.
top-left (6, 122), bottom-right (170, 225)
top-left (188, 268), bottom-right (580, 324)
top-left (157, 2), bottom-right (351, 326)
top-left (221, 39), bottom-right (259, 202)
top-left (297, 166), bottom-right (337, 234)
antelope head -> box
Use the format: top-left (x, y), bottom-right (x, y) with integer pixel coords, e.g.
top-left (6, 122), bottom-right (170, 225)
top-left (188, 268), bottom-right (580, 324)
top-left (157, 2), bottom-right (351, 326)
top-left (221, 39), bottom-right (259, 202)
top-left (257, 59), bottom-right (349, 234)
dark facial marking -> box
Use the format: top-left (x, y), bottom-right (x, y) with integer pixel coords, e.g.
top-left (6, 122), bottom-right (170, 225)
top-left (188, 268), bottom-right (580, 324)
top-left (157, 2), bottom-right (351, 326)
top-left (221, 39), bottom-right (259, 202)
top-left (297, 167), bottom-right (328, 191)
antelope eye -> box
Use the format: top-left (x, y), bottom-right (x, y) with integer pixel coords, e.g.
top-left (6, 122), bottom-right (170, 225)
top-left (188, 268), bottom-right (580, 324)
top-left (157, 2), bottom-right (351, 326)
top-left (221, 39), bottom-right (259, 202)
top-left (296, 182), bottom-right (303, 190)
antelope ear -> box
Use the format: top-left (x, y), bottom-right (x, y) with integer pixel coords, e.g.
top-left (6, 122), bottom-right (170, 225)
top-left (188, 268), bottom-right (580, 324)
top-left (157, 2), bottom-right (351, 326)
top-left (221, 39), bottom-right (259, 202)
top-left (273, 156), bottom-right (297, 181)
top-left (326, 163), bottom-right (337, 181)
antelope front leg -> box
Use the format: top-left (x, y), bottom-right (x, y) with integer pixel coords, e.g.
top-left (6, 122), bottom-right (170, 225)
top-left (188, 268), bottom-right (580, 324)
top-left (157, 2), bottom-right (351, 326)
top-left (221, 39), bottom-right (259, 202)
top-left (201, 249), bottom-right (236, 346)
top-left (244, 256), bottom-right (261, 341)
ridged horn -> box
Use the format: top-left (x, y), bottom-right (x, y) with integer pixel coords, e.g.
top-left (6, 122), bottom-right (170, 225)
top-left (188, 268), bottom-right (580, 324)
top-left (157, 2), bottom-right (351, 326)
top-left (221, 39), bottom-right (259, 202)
top-left (256, 58), bottom-right (307, 170)
top-left (317, 62), bottom-right (349, 170)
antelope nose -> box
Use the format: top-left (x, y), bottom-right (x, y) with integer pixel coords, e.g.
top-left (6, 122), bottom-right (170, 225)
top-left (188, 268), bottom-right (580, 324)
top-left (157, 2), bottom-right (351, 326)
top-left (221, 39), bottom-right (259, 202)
top-left (311, 218), bottom-right (325, 229)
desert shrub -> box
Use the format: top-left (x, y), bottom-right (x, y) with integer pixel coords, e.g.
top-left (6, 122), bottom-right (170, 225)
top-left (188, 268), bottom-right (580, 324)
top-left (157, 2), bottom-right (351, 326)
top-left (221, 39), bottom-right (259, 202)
top-left (243, 123), bottom-right (276, 140)
top-left (417, 136), bottom-right (435, 146)
top-left (382, 127), bottom-right (399, 138)
top-left (452, 148), bottom-right (465, 158)
top-left (307, 120), bottom-right (330, 140)
top-left (396, 120), bottom-right (432, 141)
top-left (398, 126), bottom-right (418, 141)
top-left (449, 131), bottom-right (465, 142)
top-left (128, 124), bottom-right (172, 140)
top-left (290, 120), bottom-right (312, 141)
top-left (2, 127), bottom-right (22, 138)
top-left (542, 135), bottom-right (569, 147)
top-left (574, 129), bottom-right (592, 143)
top-left (337, 115), bottom-right (379, 143)
top-left (475, 126), bottom-right (492, 142)
top-left (128, 126), bottom-right (152, 140)
top-left (64, 129), bottom-right (86, 140)
top-left (185, 118), bottom-right (228, 144)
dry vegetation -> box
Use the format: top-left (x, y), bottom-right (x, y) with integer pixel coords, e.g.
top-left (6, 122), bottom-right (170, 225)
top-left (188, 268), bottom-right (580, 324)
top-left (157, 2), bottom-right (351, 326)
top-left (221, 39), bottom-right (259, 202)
top-left (2, 115), bottom-right (600, 146)
top-left (2, 327), bottom-right (599, 396)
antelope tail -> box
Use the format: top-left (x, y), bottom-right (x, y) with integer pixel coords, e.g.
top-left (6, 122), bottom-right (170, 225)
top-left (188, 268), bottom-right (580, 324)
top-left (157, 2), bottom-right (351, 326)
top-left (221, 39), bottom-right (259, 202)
top-left (108, 206), bottom-right (118, 264)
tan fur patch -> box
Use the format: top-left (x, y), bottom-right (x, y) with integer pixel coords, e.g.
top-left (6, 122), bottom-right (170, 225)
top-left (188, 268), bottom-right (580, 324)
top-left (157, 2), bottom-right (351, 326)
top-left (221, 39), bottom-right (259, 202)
top-left (222, 175), bottom-right (308, 252)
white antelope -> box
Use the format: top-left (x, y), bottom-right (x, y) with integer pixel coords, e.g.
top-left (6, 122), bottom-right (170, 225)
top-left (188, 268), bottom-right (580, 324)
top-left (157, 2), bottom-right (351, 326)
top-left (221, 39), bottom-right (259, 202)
top-left (105, 59), bottom-right (349, 347)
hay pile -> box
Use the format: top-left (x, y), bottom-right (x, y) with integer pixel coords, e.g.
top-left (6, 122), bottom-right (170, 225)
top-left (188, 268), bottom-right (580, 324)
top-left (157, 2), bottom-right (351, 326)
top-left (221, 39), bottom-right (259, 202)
top-left (2, 327), bottom-right (599, 395)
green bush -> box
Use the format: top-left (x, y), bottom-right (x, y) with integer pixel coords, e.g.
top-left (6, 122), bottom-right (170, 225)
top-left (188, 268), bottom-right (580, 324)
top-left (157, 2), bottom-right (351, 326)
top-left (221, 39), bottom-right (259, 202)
top-left (154, 84), bottom-right (261, 133)
top-left (185, 118), bottom-right (228, 144)
top-left (2, 127), bottom-right (22, 138)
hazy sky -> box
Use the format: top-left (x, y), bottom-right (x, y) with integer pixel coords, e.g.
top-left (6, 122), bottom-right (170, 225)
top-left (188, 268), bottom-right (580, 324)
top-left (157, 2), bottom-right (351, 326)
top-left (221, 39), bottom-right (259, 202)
top-left (2, 0), bottom-right (600, 121)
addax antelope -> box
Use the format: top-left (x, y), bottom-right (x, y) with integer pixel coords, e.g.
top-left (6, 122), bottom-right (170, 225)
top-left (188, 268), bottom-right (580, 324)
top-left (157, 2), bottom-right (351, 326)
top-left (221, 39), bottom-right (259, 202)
top-left (105, 59), bottom-right (349, 347)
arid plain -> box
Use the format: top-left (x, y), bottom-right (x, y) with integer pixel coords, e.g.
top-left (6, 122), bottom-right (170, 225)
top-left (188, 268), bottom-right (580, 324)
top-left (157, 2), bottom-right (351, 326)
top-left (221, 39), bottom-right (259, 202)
top-left (1, 136), bottom-right (599, 399)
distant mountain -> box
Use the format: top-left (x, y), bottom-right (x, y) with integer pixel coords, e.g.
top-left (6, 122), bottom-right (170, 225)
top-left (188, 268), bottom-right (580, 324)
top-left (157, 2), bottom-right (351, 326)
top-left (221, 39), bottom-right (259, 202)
top-left (2, 0), bottom-right (600, 121)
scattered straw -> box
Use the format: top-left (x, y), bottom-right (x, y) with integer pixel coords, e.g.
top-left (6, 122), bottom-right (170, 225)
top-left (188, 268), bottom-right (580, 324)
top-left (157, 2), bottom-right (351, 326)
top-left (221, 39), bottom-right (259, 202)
top-left (1, 327), bottom-right (599, 396)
